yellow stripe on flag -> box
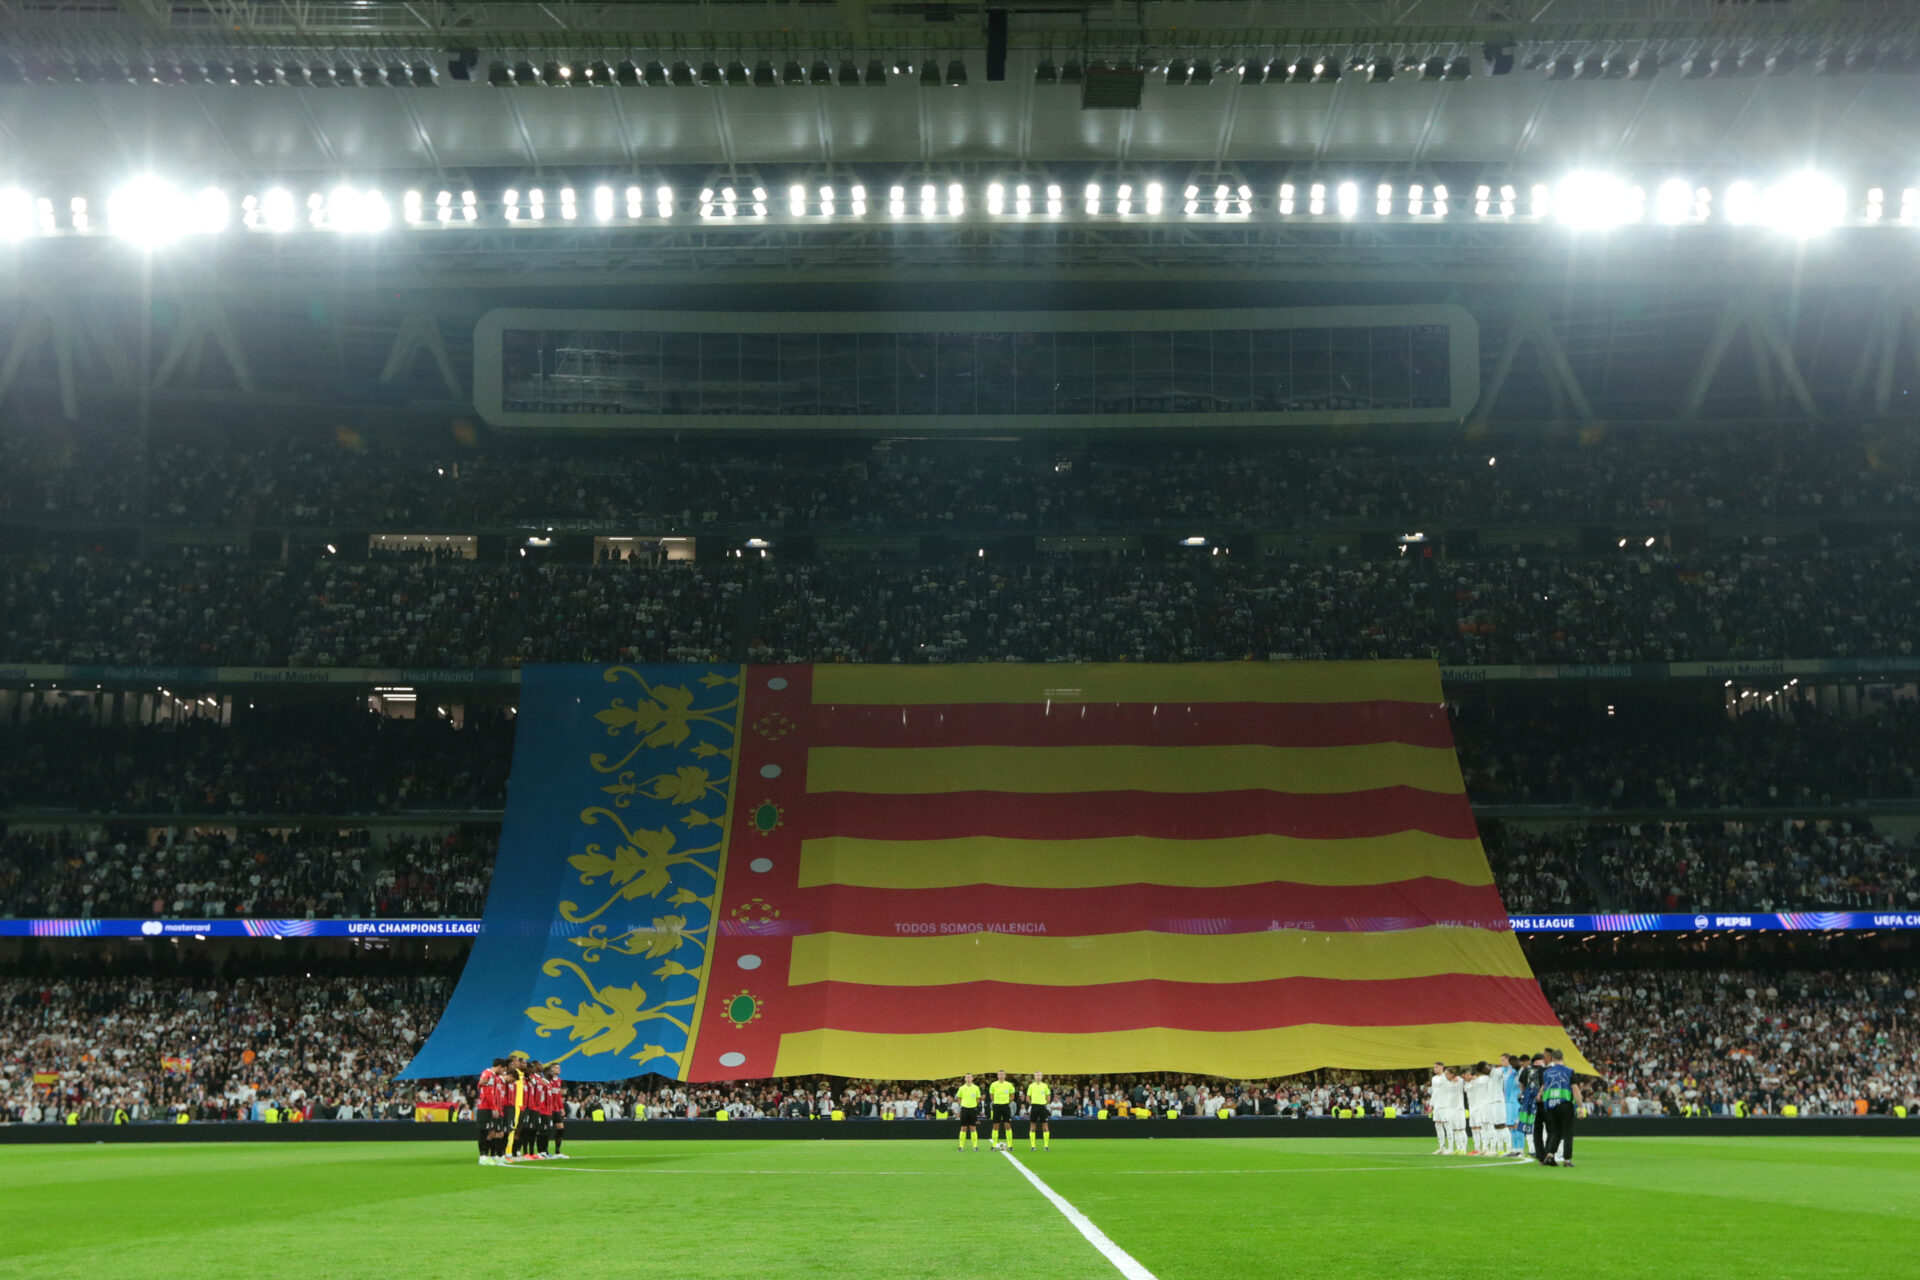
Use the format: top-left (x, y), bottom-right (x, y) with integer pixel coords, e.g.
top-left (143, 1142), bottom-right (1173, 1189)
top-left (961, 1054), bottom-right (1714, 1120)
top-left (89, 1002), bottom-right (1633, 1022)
top-left (811, 661), bottom-right (1442, 707)
top-left (772, 1024), bottom-right (1595, 1079)
top-left (806, 743), bottom-right (1464, 796)
top-left (799, 832), bottom-right (1493, 889)
top-left (789, 928), bottom-right (1536, 988)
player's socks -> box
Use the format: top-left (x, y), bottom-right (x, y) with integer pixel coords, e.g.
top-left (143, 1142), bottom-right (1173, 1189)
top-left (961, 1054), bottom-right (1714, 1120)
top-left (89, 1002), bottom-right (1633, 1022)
top-left (1043, 1136), bottom-right (1049, 1150)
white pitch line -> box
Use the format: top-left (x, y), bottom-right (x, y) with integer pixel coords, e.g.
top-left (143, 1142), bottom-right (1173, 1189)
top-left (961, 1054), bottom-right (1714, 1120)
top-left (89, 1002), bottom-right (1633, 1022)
top-left (1000, 1149), bottom-right (1160, 1280)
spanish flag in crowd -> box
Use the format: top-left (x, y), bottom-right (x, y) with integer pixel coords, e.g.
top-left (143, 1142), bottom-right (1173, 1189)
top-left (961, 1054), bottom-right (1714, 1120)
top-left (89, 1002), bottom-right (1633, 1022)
top-left (160, 1056), bottom-right (193, 1074)
top-left (32, 1071), bottom-right (59, 1089)
top-left (401, 662), bottom-right (1590, 1084)
top-left (412, 1102), bottom-right (457, 1122)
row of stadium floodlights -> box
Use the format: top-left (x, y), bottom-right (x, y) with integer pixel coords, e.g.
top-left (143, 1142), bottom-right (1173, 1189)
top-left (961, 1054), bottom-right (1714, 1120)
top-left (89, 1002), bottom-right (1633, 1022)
top-left (2, 173), bottom-right (1915, 243)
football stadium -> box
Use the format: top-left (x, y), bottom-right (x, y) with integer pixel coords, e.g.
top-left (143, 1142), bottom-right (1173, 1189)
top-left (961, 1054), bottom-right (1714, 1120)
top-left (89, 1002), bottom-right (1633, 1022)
top-left (4, 1), bottom-right (1920, 1276)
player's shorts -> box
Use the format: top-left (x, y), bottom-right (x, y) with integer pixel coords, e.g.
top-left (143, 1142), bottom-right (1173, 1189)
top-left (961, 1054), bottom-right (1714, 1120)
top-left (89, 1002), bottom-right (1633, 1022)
top-left (476, 1108), bottom-right (496, 1126)
top-left (1029, 1104), bottom-right (1050, 1125)
top-left (1506, 1103), bottom-right (1521, 1126)
top-left (959, 1107), bottom-right (979, 1126)
top-left (990, 1103), bottom-right (1014, 1124)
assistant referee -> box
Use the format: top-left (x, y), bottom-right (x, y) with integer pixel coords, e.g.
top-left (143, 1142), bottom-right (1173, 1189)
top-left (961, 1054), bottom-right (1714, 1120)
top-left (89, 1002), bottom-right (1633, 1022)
top-left (988, 1071), bottom-right (1017, 1149)
top-left (1537, 1048), bottom-right (1582, 1167)
top-left (954, 1074), bottom-right (982, 1151)
top-left (1025, 1072), bottom-right (1052, 1151)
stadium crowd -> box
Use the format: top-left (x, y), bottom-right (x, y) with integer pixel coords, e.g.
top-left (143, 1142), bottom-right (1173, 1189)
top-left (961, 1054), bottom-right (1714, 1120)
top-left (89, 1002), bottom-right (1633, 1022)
top-left (1458, 704), bottom-right (1920, 809)
top-left (0, 710), bottom-right (513, 814)
top-left (5, 430), bottom-right (1918, 532)
top-left (0, 967), bottom-right (453, 1124)
top-left (1541, 968), bottom-right (1919, 1118)
top-left (5, 961), bottom-right (1913, 1124)
top-left (6, 537), bottom-right (1920, 668)
top-left (0, 827), bottom-right (495, 919)
top-left (1486, 820), bottom-right (1920, 914)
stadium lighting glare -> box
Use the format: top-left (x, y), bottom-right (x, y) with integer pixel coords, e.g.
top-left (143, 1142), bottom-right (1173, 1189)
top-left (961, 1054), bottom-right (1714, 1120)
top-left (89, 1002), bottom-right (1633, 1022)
top-left (403, 190), bottom-right (423, 225)
top-left (850, 185), bottom-right (866, 217)
top-left (1432, 184), bottom-right (1449, 217)
top-left (1308, 183), bottom-right (1325, 216)
top-left (462, 190), bottom-right (478, 224)
top-left (1181, 536), bottom-right (1208, 546)
top-left (1184, 184), bottom-right (1200, 216)
top-left (1903, 188), bottom-right (1920, 222)
top-left (1554, 172), bottom-right (1644, 229)
top-left (1377, 183), bottom-right (1393, 216)
top-left (69, 195), bottom-right (88, 233)
top-left (890, 185), bottom-right (907, 217)
top-left (106, 176), bottom-right (196, 245)
top-left (559, 188), bottom-right (577, 221)
top-left (593, 186), bottom-right (614, 221)
top-left (1337, 181), bottom-right (1359, 218)
top-left (1764, 171), bottom-right (1846, 236)
top-left (789, 184), bottom-right (806, 216)
top-left (1405, 184), bottom-right (1422, 216)
top-left (259, 188), bottom-right (297, 233)
top-left (1865, 187), bottom-right (1884, 223)
top-left (1724, 180), bottom-right (1761, 226)
top-left (1015, 184), bottom-right (1032, 216)
top-left (626, 186), bottom-right (643, 218)
top-left (0, 187), bottom-right (34, 240)
top-left (1085, 183), bottom-right (1100, 215)
top-left (920, 183), bottom-right (937, 216)
top-left (1116, 183), bottom-right (1132, 215)
top-left (1046, 183), bottom-right (1062, 215)
top-left (1475, 184), bottom-right (1491, 217)
top-left (987, 182), bottom-right (1005, 214)
top-left (656, 186), bottom-right (673, 218)
top-left (1144, 182), bottom-right (1163, 216)
top-left (819, 185), bottom-right (835, 218)
top-left (947, 182), bottom-right (964, 216)
top-left (1653, 178), bottom-right (1694, 224)
top-left (191, 187), bottom-right (229, 234)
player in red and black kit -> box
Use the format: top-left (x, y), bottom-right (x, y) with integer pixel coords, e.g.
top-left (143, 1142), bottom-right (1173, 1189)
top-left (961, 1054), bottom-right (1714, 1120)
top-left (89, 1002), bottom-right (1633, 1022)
top-left (547, 1063), bottom-right (568, 1159)
top-left (527, 1065), bottom-right (554, 1159)
top-left (476, 1058), bottom-right (508, 1165)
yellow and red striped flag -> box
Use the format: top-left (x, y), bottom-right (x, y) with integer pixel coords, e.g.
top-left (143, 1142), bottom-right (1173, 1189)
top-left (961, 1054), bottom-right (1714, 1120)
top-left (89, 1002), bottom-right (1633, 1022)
top-left (401, 660), bottom-right (1588, 1083)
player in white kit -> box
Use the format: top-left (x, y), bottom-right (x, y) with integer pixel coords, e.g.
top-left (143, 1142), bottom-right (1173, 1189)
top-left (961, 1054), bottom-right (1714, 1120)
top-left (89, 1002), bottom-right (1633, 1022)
top-left (1439, 1066), bottom-right (1470, 1153)
top-left (1429, 1062), bottom-right (1451, 1154)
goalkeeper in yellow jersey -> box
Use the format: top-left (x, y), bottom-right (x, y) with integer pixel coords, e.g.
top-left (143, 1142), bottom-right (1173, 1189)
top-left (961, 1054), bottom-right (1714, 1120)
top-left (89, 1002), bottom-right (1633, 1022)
top-left (987, 1071), bottom-right (1017, 1149)
top-left (1026, 1073), bottom-right (1052, 1151)
top-left (954, 1074), bottom-right (983, 1151)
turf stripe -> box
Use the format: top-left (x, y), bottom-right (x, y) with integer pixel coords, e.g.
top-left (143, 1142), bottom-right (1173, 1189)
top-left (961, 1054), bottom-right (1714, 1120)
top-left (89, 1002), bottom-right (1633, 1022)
top-left (806, 743), bottom-right (1465, 795)
top-left (808, 700), bottom-right (1456, 748)
top-left (1001, 1149), bottom-right (1160, 1280)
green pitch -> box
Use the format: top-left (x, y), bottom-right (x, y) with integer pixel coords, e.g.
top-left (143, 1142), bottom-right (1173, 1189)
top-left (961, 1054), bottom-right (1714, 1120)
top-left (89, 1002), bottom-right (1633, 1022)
top-left (2, 1136), bottom-right (1914, 1280)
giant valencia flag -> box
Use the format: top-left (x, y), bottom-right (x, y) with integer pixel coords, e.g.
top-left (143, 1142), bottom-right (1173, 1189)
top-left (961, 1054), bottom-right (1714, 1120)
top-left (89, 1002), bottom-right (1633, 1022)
top-left (401, 662), bottom-right (1590, 1083)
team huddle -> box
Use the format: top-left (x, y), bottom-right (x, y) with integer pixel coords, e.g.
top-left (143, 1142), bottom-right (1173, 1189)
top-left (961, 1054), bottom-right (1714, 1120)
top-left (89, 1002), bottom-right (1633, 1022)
top-left (953, 1071), bottom-right (1053, 1152)
top-left (1429, 1050), bottom-right (1583, 1166)
top-left (475, 1057), bottom-right (568, 1165)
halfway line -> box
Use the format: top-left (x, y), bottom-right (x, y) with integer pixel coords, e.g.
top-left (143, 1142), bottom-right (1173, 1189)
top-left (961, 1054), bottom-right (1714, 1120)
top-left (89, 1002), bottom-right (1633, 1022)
top-left (1000, 1149), bottom-right (1159, 1280)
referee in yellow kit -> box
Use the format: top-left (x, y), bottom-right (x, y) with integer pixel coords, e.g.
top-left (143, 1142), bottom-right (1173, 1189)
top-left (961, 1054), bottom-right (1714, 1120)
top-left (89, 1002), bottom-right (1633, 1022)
top-left (954, 1074), bottom-right (983, 1151)
top-left (988, 1071), bottom-right (1017, 1149)
top-left (1026, 1072), bottom-right (1052, 1151)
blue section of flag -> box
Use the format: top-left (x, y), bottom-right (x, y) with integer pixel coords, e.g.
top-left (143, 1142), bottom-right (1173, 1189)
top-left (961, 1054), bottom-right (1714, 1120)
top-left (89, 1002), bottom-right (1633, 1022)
top-left (399, 663), bottom-right (741, 1081)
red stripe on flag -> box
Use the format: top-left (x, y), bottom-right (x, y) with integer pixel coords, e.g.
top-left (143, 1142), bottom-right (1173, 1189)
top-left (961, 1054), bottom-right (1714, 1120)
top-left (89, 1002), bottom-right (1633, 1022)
top-left (809, 701), bottom-right (1454, 749)
top-left (808, 788), bottom-right (1480, 841)
top-left (760, 879), bottom-right (1509, 937)
top-left (778, 973), bottom-right (1559, 1035)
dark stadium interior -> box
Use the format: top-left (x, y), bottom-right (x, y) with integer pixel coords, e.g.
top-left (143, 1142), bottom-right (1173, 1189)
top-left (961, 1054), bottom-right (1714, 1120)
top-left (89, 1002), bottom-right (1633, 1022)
top-left (4, 5), bottom-right (1920, 1238)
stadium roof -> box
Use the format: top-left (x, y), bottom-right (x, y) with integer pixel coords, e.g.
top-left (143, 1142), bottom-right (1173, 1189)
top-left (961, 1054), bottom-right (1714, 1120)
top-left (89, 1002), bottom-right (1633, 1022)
top-left (1, 1), bottom-right (1918, 178)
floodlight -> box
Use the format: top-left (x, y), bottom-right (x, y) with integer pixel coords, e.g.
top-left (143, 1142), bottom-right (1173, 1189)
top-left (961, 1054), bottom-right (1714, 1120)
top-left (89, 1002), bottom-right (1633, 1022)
top-left (865, 59), bottom-right (887, 85)
top-left (698, 61), bottom-right (722, 86)
top-left (1554, 172), bottom-right (1644, 228)
top-left (1035, 60), bottom-right (1058, 84)
top-left (1764, 171), bottom-right (1845, 236)
top-left (1337, 181), bottom-right (1359, 217)
top-left (922, 60), bottom-right (941, 87)
top-left (487, 62), bottom-right (512, 87)
top-left (947, 59), bottom-right (967, 87)
top-left (1191, 60), bottom-right (1213, 86)
top-left (593, 186), bottom-right (614, 220)
top-left (1653, 178), bottom-right (1696, 224)
top-left (1165, 59), bottom-right (1191, 86)
top-left (0, 187), bottom-right (35, 240)
top-left (783, 59), bottom-right (806, 86)
top-left (810, 60), bottom-right (832, 85)
top-left (753, 61), bottom-right (777, 88)
top-left (107, 176), bottom-right (194, 245)
top-left (615, 61), bottom-right (641, 87)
